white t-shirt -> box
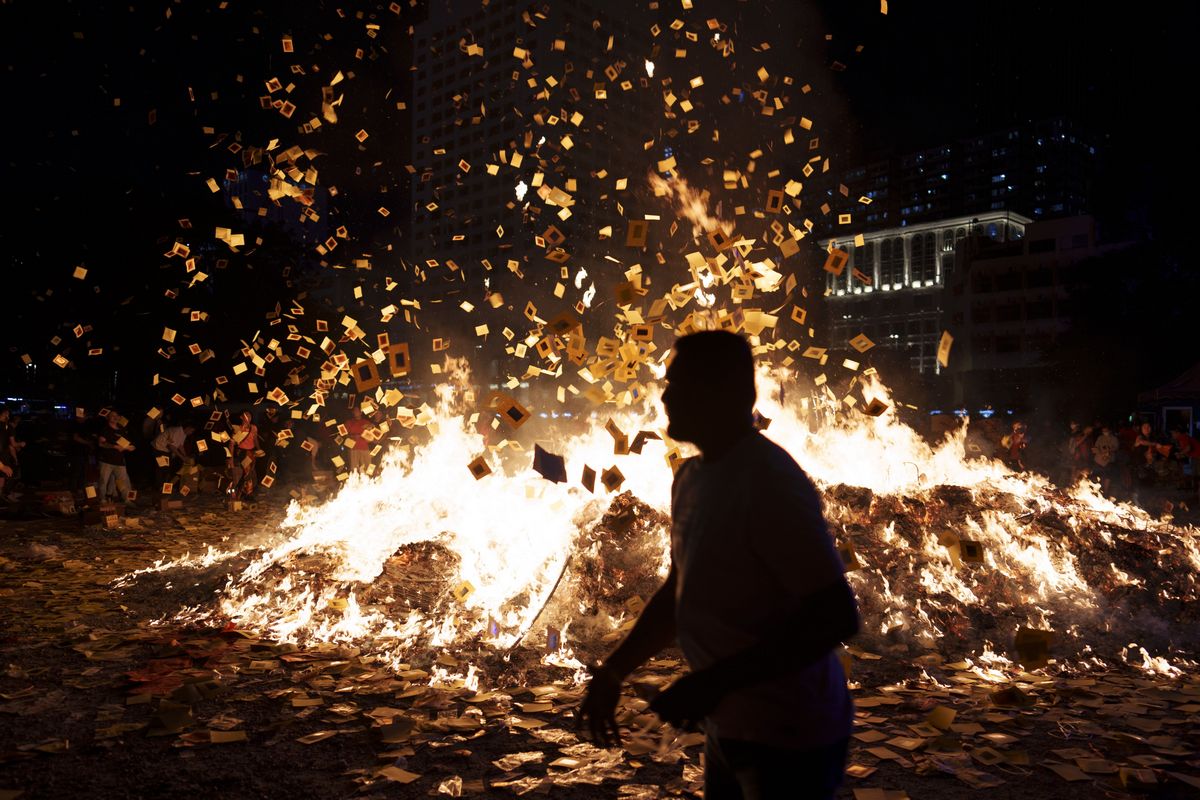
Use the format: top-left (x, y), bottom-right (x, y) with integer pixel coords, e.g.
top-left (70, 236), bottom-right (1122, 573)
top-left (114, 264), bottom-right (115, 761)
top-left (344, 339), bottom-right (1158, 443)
top-left (153, 426), bottom-right (187, 454)
top-left (670, 430), bottom-right (853, 748)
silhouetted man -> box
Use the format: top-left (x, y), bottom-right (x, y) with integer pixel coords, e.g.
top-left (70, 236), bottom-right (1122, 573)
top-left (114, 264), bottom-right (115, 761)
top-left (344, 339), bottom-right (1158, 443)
top-left (579, 330), bottom-right (859, 799)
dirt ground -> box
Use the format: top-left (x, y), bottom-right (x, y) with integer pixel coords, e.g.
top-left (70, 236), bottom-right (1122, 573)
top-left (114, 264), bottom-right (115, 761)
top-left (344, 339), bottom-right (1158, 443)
top-left (1, 494), bottom-right (1198, 799)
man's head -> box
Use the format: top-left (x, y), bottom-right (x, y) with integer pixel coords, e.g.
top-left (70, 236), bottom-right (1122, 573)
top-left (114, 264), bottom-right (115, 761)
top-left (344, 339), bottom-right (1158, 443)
top-left (107, 414), bottom-right (121, 429)
top-left (662, 331), bottom-right (755, 445)
top-left (1141, 422), bottom-right (1152, 436)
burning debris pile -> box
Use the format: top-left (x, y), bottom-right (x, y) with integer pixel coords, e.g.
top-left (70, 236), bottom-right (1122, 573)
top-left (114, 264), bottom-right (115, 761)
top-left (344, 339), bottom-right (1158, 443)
top-left (825, 481), bottom-right (1198, 670)
top-left (121, 391), bottom-right (1199, 688)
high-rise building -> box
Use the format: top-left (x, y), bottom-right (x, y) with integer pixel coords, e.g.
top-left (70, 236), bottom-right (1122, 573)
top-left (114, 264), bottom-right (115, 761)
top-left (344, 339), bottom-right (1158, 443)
top-left (820, 210), bottom-right (1029, 377)
top-left (408, 0), bottom-right (654, 303)
top-left (816, 117), bottom-right (1097, 235)
top-left (946, 214), bottom-right (1129, 408)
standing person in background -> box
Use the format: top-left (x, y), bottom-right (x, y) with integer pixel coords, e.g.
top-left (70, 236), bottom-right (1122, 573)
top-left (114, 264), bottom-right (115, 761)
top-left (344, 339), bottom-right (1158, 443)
top-left (96, 411), bottom-right (135, 506)
top-left (1117, 418), bottom-right (1140, 491)
top-left (1001, 421), bottom-right (1029, 471)
top-left (257, 405), bottom-right (282, 488)
top-left (1064, 421), bottom-right (1085, 483)
top-left (1071, 423), bottom-right (1097, 484)
top-left (343, 405), bottom-right (373, 473)
top-left (1133, 422), bottom-right (1171, 484)
top-left (579, 331), bottom-right (859, 800)
top-left (69, 410), bottom-right (98, 493)
top-left (7, 413), bottom-right (28, 480)
top-left (152, 421), bottom-right (194, 490)
top-left (1092, 424), bottom-right (1120, 494)
top-left (1169, 427), bottom-right (1200, 497)
top-left (229, 410), bottom-right (260, 500)
top-left (0, 408), bottom-right (16, 498)
top-left (273, 416), bottom-right (300, 484)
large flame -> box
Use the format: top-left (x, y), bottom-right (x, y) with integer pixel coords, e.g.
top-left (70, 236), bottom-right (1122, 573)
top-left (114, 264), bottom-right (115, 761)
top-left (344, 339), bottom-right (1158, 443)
top-left (123, 361), bottom-right (1198, 683)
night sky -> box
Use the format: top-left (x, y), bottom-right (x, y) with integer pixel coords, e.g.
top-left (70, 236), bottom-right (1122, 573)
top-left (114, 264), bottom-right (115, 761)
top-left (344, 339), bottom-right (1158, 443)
top-left (0, 0), bottom-right (1189, 407)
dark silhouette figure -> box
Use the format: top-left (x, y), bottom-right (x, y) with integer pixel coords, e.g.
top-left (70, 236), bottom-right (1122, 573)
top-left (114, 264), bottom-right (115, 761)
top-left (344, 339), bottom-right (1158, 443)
top-left (578, 331), bottom-right (859, 799)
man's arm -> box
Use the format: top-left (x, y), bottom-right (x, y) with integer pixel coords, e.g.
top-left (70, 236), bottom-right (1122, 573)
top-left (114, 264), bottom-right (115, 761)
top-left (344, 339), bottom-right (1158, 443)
top-left (600, 566), bottom-right (677, 678)
top-left (650, 577), bottom-right (858, 728)
top-left (578, 566), bottom-right (677, 746)
top-left (699, 577), bottom-right (857, 692)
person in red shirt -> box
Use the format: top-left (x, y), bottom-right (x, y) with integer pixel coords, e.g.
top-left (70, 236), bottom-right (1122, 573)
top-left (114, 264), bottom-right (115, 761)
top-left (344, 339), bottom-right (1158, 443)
top-left (228, 410), bottom-right (260, 499)
top-left (343, 406), bottom-right (373, 473)
top-left (1171, 428), bottom-right (1200, 498)
top-left (1001, 421), bottom-right (1029, 471)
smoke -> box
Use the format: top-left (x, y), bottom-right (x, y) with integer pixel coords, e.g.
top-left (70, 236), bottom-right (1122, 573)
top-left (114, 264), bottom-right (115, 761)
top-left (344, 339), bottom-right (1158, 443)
top-left (648, 173), bottom-right (733, 239)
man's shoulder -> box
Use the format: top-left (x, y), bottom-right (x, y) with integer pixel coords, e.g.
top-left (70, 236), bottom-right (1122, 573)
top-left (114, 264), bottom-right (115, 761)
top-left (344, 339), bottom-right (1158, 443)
top-left (747, 432), bottom-right (810, 478)
top-left (671, 454), bottom-right (703, 484)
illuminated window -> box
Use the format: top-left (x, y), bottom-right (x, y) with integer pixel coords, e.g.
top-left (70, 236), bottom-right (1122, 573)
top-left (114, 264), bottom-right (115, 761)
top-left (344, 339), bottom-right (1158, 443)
top-left (911, 233), bottom-right (936, 283)
top-left (880, 238), bottom-right (905, 287)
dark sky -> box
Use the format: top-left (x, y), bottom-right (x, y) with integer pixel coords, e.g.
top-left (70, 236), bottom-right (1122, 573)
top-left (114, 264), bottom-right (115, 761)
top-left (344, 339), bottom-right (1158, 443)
top-left (823, 1), bottom-right (1187, 236)
top-left (827, 2), bottom-right (1176, 146)
top-left (3, 1), bottom-right (1182, 235)
top-left (0, 0), bottom-right (1188, 399)
top-left (3, 1), bottom-right (1182, 255)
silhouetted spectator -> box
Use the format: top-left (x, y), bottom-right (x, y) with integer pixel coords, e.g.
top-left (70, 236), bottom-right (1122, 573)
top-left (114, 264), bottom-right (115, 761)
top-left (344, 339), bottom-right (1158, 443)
top-left (1064, 421), bottom-right (1084, 479)
top-left (579, 331), bottom-right (858, 800)
top-left (344, 405), bottom-right (373, 473)
top-left (96, 411), bottom-right (135, 506)
top-left (0, 407), bottom-right (16, 497)
top-left (1133, 422), bottom-right (1171, 483)
top-left (1116, 419), bottom-right (1140, 490)
top-left (228, 410), bottom-right (260, 499)
top-left (69, 411), bottom-right (99, 492)
top-left (1001, 421), bottom-right (1029, 471)
top-left (963, 418), bottom-right (996, 460)
top-left (152, 422), bottom-right (194, 489)
top-left (1092, 425), bottom-right (1120, 493)
top-left (1170, 428), bottom-right (1200, 496)
top-left (257, 405), bottom-right (282, 487)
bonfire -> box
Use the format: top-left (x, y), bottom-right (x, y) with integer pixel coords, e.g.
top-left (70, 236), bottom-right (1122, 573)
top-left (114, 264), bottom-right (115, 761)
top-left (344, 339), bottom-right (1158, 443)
top-left (119, 363), bottom-right (1200, 691)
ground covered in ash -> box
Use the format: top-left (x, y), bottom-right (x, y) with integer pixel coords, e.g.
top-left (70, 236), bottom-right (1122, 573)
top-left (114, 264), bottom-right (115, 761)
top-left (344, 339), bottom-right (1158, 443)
top-left (1, 490), bottom-right (1198, 799)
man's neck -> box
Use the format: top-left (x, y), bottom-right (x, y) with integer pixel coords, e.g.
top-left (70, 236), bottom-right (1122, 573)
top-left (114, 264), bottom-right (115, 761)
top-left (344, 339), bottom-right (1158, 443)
top-left (696, 423), bottom-right (754, 463)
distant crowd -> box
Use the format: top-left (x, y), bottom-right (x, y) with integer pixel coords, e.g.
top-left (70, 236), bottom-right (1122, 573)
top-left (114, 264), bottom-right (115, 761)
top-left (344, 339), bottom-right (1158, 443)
top-left (0, 402), bottom-right (409, 508)
top-left (964, 414), bottom-right (1200, 501)
top-left (1, 402), bottom-right (1197, 510)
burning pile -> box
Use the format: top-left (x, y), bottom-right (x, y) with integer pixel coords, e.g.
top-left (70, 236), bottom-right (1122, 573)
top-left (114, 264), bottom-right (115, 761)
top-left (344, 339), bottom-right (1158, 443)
top-left (122, 368), bottom-right (1199, 688)
top-left (828, 481), bottom-right (1198, 673)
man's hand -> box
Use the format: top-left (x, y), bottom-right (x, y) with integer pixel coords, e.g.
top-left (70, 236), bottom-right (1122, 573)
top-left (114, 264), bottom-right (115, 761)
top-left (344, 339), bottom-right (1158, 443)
top-left (649, 669), bottom-right (723, 730)
top-left (577, 664), bottom-right (623, 748)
